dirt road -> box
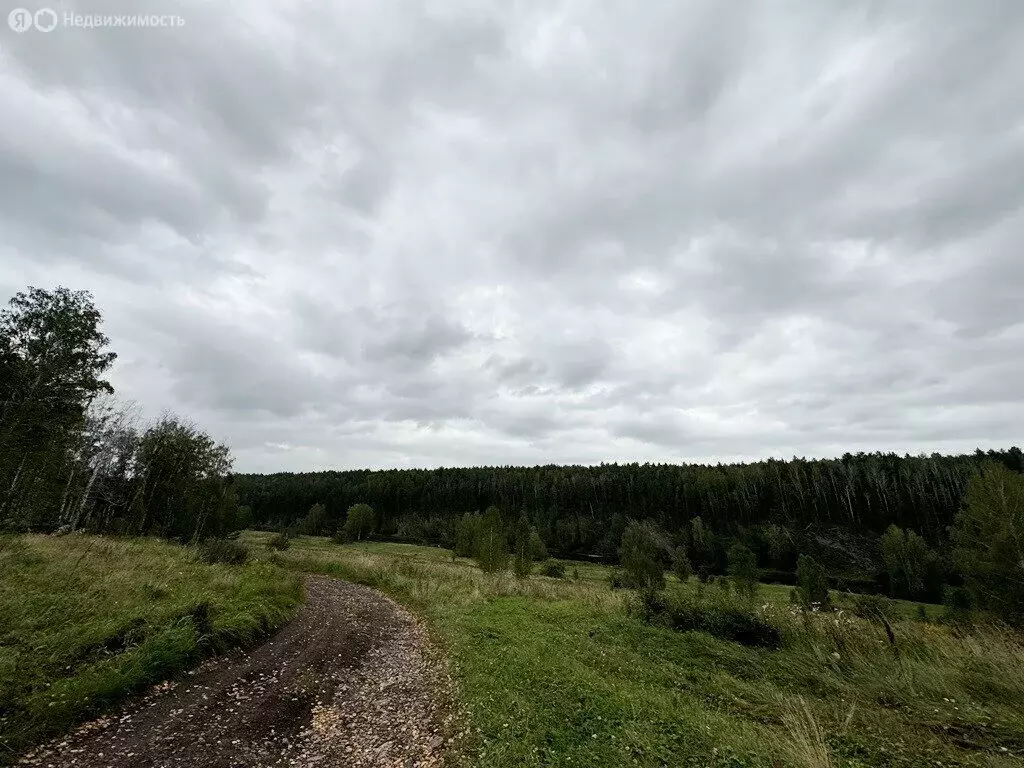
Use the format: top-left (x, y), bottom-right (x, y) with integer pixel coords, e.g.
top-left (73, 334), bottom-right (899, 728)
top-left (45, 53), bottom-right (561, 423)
top-left (19, 577), bottom-right (453, 768)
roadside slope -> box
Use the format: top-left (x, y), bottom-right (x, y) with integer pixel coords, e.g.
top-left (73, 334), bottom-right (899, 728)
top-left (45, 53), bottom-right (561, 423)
top-left (18, 576), bottom-right (453, 768)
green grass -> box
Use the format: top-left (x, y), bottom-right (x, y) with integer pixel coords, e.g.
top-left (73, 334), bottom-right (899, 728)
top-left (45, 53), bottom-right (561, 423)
top-left (5, 531), bottom-right (1022, 767)
top-left (245, 532), bottom-right (1024, 768)
top-left (0, 534), bottom-right (302, 762)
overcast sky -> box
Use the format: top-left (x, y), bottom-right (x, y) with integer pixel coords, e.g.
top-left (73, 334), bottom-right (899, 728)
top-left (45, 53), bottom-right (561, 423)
top-left (1, 1), bottom-right (1022, 472)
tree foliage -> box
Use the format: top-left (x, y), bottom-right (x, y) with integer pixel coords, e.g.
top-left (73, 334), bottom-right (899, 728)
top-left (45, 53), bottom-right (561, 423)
top-left (474, 506), bottom-right (508, 573)
top-left (454, 512), bottom-right (479, 557)
top-left (672, 546), bottom-right (693, 582)
top-left (880, 524), bottom-right (934, 599)
top-left (0, 287), bottom-right (238, 541)
top-left (727, 543), bottom-right (759, 598)
top-left (620, 520), bottom-right (668, 590)
top-left (301, 503), bottom-right (328, 536)
top-left (237, 449), bottom-right (1024, 559)
top-left (795, 555), bottom-right (831, 610)
top-left (511, 513), bottom-right (534, 579)
top-left (952, 463), bottom-right (1024, 625)
top-left (343, 503), bottom-right (375, 542)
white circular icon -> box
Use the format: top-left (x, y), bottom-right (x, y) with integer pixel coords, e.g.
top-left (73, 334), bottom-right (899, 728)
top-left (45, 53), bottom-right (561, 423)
top-left (8, 8), bottom-right (33, 32)
top-left (34, 7), bottom-right (57, 32)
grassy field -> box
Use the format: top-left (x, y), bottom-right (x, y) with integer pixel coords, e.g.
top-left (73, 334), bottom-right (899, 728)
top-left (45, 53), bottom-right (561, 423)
top-left (4, 532), bottom-right (1023, 767)
top-left (246, 533), bottom-right (1024, 768)
top-left (0, 534), bottom-right (302, 762)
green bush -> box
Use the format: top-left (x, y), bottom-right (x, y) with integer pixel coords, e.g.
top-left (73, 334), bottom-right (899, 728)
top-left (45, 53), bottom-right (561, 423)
top-left (727, 542), bottom-right (758, 597)
top-left (672, 546), bottom-right (693, 582)
top-left (539, 560), bottom-right (566, 578)
top-left (300, 502), bottom-right (329, 536)
top-left (631, 590), bottom-right (781, 649)
top-left (331, 529), bottom-right (350, 545)
top-left (619, 520), bottom-right (667, 590)
top-left (197, 538), bottom-right (249, 566)
top-left (850, 593), bottom-right (898, 623)
top-left (267, 532), bottom-right (291, 551)
top-left (608, 570), bottom-right (624, 590)
top-left (795, 554), bottom-right (831, 610)
top-left (942, 585), bottom-right (974, 623)
top-left (880, 524), bottom-right (934, 599)
top-left (528, 529), bottom-right (548, 561)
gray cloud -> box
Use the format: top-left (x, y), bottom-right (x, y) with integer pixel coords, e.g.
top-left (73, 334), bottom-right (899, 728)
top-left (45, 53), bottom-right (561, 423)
top-left (1, 0), bottom-right (1023, 472)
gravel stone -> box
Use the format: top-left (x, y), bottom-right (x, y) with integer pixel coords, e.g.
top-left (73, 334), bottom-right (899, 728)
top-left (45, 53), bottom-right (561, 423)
top-left (18, 576), bottom-right (454, 767)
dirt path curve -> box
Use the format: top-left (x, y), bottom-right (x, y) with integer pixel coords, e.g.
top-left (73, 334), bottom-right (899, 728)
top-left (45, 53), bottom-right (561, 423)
top-left (19, 577), bottom-right (454, 768)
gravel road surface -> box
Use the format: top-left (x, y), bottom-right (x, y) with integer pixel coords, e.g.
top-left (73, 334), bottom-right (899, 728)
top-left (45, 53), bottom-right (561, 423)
top-left (19, 576), bottom-right (454, 768)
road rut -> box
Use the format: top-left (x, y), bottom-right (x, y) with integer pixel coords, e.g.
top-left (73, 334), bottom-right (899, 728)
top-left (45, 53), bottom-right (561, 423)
top-left (19, 576), bottom-right (453, 768)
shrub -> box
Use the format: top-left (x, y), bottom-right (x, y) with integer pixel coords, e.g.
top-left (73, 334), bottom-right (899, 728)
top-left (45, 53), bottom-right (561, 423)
top-left (880, 524), bottom-right (934, 599)
top-left (197, 538), bottom-right (249, 565)
top-left (689, 516), bottom-right (717, 576)
top-left (631, 590), bottom-right (782, 649)
top-left (539, 560), bottom-right (566, 578)
top-left (528, 529), bottom-right (548, 561)
top-left (761, 522), bottom-right (791, 568)
top-left (795, 554), bottom-right (831, 610)
top-left (672, 546), bottom-right (693, 582)
top-left (267, 532), bottom-right (291, 551)
top-left (331, 529), bottom-right (350, 545)
top-left (620, 520), bottom-right (668, 590)
top-left (727, 542), bottom-right (759, 597)
top-left (942, 585), bottom-right (974, 623)
top-left (608, 570), bottom-right (624, 590)
top-left (850, 593), bottom-right (898, 624)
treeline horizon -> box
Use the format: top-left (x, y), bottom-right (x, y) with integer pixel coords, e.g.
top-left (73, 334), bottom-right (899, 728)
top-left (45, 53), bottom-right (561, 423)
top-left (237, 447), bottom-right (1023, 597)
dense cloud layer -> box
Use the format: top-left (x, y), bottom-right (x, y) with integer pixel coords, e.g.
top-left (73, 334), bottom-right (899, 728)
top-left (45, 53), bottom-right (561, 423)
top-left (2, 0), bottom-right (1022, 471)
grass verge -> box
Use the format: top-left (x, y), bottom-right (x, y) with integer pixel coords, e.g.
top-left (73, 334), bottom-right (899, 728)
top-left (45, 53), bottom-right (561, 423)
top-left (245, 532), bottom-right (1024, 768)
top-left (0, 534), bottom-right (302, 763)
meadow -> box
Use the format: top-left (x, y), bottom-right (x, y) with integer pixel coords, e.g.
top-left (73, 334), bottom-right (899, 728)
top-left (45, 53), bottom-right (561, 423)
top-left (0, 534), bottom-right (302, 761)
top-left (3, 531), bottom-right (1023, 767)
top-left (247, 532), bottom-right (1024, 768)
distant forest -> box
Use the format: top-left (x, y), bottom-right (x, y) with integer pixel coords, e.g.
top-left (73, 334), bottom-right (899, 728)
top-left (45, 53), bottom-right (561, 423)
top-left (237, 447), bottom-right (1023, 597)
